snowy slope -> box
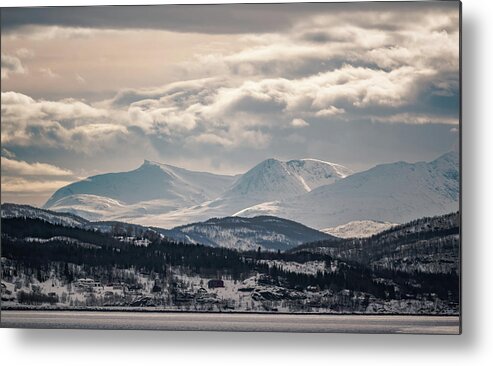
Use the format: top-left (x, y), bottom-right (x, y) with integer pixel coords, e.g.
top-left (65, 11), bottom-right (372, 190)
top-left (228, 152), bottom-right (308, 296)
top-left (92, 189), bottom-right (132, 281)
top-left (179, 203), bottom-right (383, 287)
top-left (43, 194), bottom-right (126, 222)
top-left (131, 158), bottom-right (351, 228)
top-left (236, 152), bottom-right (459, 229)
top-left (160, 216), bottom-right (336, 251)
top-left (322, 220), bottom-right (397, 238)
top-left (43, 160), bottom-right (237, 221)
top-left (224, 158), bottom-right (352, 201)
top-left (1, 203), bottom-right (89, 227)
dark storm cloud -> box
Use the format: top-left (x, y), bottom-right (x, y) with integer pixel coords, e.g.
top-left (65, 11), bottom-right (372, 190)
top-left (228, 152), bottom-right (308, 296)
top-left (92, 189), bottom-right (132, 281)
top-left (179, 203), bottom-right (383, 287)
top-left (1, 2), bottom-right (459, 34)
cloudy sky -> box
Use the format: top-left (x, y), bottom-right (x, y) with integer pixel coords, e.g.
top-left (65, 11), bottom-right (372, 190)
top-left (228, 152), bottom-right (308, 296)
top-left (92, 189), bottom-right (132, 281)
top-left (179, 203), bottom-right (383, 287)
top-left (1, 2), bottom-right (460, 206)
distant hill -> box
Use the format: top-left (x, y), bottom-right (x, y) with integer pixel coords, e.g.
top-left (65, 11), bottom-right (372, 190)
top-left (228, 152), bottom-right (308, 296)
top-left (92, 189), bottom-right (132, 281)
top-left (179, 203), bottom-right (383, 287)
top-left (2, 203), bottom-right (334, 252)
top-left (1, 203), bottom-right (89, 228)
top-left (159, 215), bottom-right (336, 251)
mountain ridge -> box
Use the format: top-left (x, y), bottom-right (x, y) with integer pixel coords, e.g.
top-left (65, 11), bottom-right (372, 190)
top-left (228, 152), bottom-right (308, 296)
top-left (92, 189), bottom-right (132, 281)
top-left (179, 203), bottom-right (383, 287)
top-left (236, 151), bottom-right (459, 228)
top-left (43, 157), bottom-right (352, 225)
top-left (1, 202), bottom-right (335, 252)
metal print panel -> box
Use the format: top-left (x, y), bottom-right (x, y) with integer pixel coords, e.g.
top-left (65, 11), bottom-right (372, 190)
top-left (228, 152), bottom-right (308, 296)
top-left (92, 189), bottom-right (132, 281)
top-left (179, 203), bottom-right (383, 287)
top-left (0, 1), bottom-right (461, 334)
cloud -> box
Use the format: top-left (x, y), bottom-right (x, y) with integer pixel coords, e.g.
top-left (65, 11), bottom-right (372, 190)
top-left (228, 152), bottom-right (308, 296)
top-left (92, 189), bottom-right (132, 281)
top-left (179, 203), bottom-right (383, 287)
top-left (315, 107), bottom-right (345, 117)
top-left (1, 53), bottom-right (26, 79)
top-left (39, 67), bottom-right (59, 78)
top-left (1, 92), bottom-right (128, 153)
top-left (1, 177), bottom-right (73, 194)
top-left (191, 133), bottom-right (234, 147)
top-left (4, 25), bottom-right (97, 41)
top-left (0, 156), bottom-right (76, 199)
top-left (177, 5), bottom-right (458, 82)
top-left (1, 91), bottom-right (34, 105)
top-left (0, 4), bottom-right (350, 35)
top-left (15, 48), bottom-right (34, 58)
top-left (1, 57), bottom-right (456, 157)
top-left (1, 3), bottom-right (459, 35)
top-left (1, 148), bottom-right (16, 159)
top-left (291, 118), bottom-right (309, 128)
top-left (1, 157), bottom-right (73, 176)
top-left (371, 113), bottom-right (458, 125)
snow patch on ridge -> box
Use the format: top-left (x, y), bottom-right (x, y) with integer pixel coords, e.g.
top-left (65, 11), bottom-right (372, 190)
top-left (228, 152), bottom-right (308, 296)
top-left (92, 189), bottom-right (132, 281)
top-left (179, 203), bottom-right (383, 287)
top-left (322, 220), bottom-right (398, 238)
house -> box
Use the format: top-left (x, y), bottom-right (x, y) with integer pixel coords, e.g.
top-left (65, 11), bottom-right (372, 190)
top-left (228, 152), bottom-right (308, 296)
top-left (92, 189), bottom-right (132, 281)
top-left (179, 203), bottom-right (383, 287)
top-left (207, 279), bottom-right (224, 289)
top-left (75, 278), bottom-right (103, 291)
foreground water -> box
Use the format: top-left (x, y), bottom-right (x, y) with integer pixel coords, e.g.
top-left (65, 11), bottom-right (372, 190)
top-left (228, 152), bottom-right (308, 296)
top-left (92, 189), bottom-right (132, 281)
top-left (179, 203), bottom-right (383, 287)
top-left (0, 311), bottom-right (460, 334)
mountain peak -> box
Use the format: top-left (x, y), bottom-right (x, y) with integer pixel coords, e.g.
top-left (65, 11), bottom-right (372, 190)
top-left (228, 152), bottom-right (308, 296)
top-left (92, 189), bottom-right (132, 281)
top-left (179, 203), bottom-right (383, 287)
top-left (44, 159), bottom-right (237, 212)
top-left (225, 157), bottom-right (352, 200)
top-left (256, 158), bottom-right (283, 167)
top-left (141, 159), bottom-right (168, 169)
top-left (237, 151), bottom-right (460, 229)
top-left (142, 159), bottom-right (154, 166)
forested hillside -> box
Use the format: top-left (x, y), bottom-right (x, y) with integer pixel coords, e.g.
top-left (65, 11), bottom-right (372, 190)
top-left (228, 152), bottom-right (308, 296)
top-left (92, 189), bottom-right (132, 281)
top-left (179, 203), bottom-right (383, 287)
top-left (292, 212), bottom-right (460, 274)
top-left (1, 213), bottom-right (459, 314)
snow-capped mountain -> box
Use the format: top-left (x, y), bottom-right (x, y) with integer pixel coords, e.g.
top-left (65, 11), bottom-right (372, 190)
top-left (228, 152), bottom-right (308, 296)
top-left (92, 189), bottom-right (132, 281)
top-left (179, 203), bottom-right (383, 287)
top-left (39, 152), bottom-right (458, 230)
top-left (1, 203), bottom-right (89, 227)
top-left (160, 216), bottom-right (336, 251)
top-left (322, 220), bottom-right (397, 238)
top-left (224, 158), bottom-right (352, 201)
top-left (43, 160), bottom-right (237, 221)
top-left (131, 158), bottom-right (351, 227)
top-left (43, 157), bottom-right (351, 227)
top-left (237, 152), bottom-right (459, 229)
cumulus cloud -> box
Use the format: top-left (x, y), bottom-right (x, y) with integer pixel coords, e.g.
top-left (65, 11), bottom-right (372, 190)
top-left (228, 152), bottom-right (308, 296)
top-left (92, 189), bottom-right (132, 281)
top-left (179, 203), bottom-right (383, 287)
top-left (1, 92), bottom-right (127, 153)
top-left (178, 6), bottom-right (458, 82)
top-left (291, 118), bottom-right (309, 128)
top-left (1, 53), bottom-right (26, 79)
